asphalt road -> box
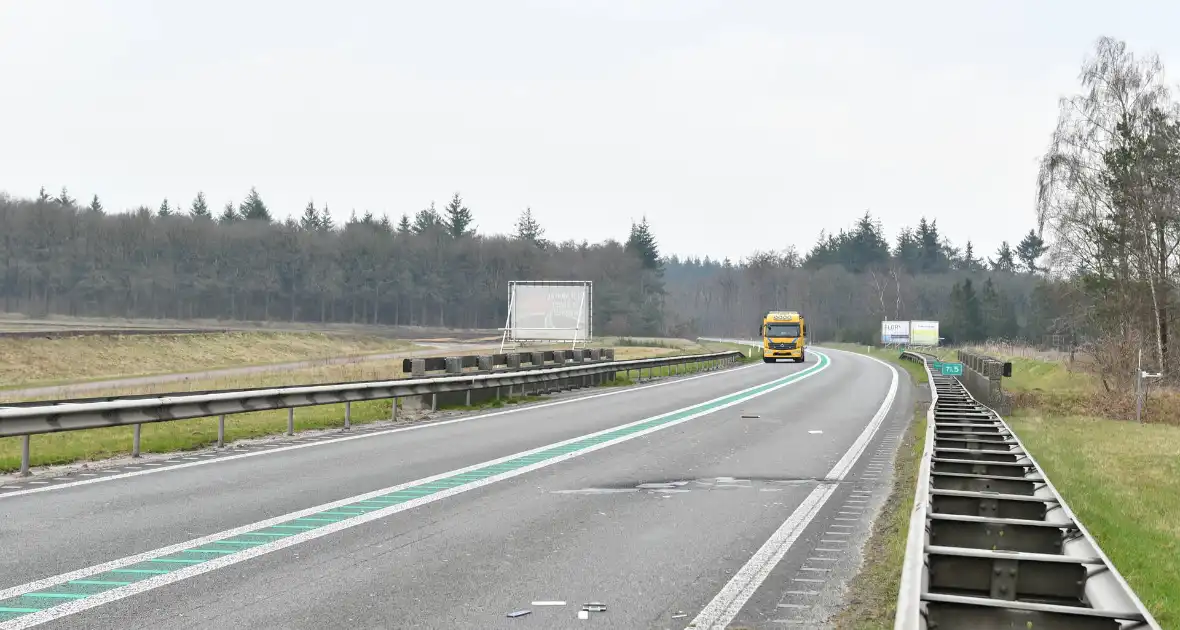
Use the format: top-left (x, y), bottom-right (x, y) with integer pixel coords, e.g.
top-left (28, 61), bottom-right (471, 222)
top-left (0, 347), bottom-right (915, 629)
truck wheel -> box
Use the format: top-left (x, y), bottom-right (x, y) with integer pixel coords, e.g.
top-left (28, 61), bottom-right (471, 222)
top-left (796, 353), bottom-right (805, 363)
top-left (762, 357), bottom-right (775, 364)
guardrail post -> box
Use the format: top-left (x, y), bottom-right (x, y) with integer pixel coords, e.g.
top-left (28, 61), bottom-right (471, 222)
top-left (132, 424), bottom-right (141, 458)
top-left (431, 393), bottom-right (438, 411)
top-left (287, 408), bottom-right (294, 436)
top-left (344, 402), bottom-right (351, 430)
top-left (20, 435), bottom-right (30, 477)
top-left (392, 397), bottom-right (399, 420)
top-left (218, 415), bottom-right (226, 447)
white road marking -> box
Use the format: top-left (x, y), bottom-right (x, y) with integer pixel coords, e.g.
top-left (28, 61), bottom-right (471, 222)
top-left (0, 355), bottom-right (833, 628)
top-left (686, 349), bottom-right (900, 630)
top-left (0, 360), bottom-right (764, 501)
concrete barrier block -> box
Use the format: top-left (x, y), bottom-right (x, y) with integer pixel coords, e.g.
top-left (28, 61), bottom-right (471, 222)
top-left (507, 353), bottom-right (522, 369)
top-left (411, 358), bottom-right (426, 378)
top-left (445, 357), bottom-right (462, 374)
top-left (477, 355), bottom-right (493, 371)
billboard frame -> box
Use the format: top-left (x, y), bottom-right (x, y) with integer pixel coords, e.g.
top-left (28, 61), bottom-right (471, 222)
top-left (881, 320), bottom-right (911, 345)
top-left (501, 280), bottom-right (594, 351)
top-left (909, 320), bottom-right (940, 347)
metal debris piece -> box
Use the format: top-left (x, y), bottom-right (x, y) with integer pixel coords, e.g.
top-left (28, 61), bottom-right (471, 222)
top-left (577, 610), bottom-right (589, 620)
top-left (582, 602), bottom-right (607, 612)
top-left (740, 414), bottom-right (760, 418)
top-left (672, 612), bottom-right (688, 619)
top-left (507, 610), bottom-right (531, 618)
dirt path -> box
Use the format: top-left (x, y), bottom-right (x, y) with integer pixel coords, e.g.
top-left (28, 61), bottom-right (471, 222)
top-left (4, 341), bottom-right (501, 401)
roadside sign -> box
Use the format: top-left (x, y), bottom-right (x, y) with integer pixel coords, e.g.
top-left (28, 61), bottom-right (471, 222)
top-left (940, 362), bottom-right (964, 376)
top-left (930, 361), bottom-right (943, 371)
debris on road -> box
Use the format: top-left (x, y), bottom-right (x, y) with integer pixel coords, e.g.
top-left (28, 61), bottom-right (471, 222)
top-left (672, 611), bottom-right (688, 619)
top-left (582, 602), bottom-right (607, 612)
top-left (506, 610), bottom-right (531, 618)
top-left (577, 610), bottom-right (589, 620)
top-left (740, 414), bottom-right (760, 418)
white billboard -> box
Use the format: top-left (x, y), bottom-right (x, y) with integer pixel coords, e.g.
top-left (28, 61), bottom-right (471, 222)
top-left (506, 281), bottom-right (592, 344)
top-left (881, 320), bottom-right (911, 344)
top-left (910, 320), bottom-right (940, 346)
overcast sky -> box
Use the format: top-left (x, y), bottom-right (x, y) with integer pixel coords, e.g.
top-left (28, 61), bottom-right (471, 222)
top-left (3, 1), bottom-right (1179, 262)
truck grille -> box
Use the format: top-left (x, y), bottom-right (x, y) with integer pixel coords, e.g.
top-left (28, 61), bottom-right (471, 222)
top-left (770, 341), bottom-right (796, 350)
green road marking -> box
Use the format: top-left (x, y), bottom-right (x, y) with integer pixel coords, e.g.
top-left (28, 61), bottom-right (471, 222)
top-left (0, 354), bottom-right (830, 626)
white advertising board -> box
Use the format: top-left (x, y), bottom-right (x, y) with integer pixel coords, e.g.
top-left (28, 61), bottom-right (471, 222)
top-left (910, 320), bottom-right (940, 346)
top-left (507, 281), bottom-right (592, 342)
top-left (881, 320), bottom-right (911, 344)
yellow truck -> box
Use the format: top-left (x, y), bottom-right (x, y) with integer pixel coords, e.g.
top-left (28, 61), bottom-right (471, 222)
top-left (761, 311), bottom-right (806, 363)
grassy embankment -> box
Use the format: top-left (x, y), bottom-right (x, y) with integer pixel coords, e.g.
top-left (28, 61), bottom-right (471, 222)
top-left (0, 335), bottom-right (720, 473)
top-left (824, 342), bottom-right (1178, 628)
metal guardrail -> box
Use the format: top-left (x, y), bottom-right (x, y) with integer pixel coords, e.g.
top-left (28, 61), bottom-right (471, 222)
top-left (1, 350), bottom-right (742, 476)
top-left (895, 351), bottom-right (1160, 630)
top-left (0, 327), bottom-right (232, 339)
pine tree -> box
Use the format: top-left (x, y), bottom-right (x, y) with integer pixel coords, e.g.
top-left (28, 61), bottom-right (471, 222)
top-left (396, 213), bottom-right (411, 235)
top-left (190, 192), bottom-right (210, 218)
top-left (219, 201), bottom-right (239, 224)
top-left (239, 187), bottom-right (271, 222)
top-left (625, 216), bottom-right (661, 272)
top-left (300, 200), bottom-right (321, 230)
top-left (443, 192), bottom-right (475, 238)
top-left (319, 205), bottom-right (335, 231)
top-left (960, 240), bottom-right (984, 271)
top-left (412, 203), bottom-right (443, 234)
top-left (989, 241), bottom-right (1016, 272)
top-left (1015, 229), bottom-right (1048, 274)
top-left (949, 278), bottom-right (984, 342)
top-left (37, 187), bottom-right (51, 204)
top-left (894, 227), bottom-right (922, 273)
top-left (158, 198), bottom-right (173, 217)
top-left (87, 194), bottom-right (104, 214)
top-left (56, 187), bottom-right (75, 207)
top-left (514, 207), bottom-right (545, 245)
top-left (915, 217), bottom-right (949, 273)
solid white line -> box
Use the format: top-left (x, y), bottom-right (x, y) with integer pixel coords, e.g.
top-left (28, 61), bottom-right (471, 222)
top-left (0, 355), bottom-right (834, 628)
top-left (685, 348), bottom-right (900, 630)
top-left (0, 360), bottom-right (766, 500)
top-left (685, 484), bottom-right (838, 629)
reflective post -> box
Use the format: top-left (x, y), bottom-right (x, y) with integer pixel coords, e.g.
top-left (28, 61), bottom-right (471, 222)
top-left (218, 415), bottom-right (226, 448)
top-left (345, 401), bottom-right (352, 430)
top-left (20, 436), bottom-right (30, 477)
top-left (287, 408), bottom-right (294, 436)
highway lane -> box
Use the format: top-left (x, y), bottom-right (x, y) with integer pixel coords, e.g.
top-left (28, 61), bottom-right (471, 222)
top-left (0, 348), bottom-right (914, 629)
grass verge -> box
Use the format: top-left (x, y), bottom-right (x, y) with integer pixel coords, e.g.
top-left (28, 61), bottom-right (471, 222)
top-left (834, 405), bottom-right (926, 629)
top-left (1008, 413), bottom-right (1179, 627)
top-left (0, 331), bottom-right (417, 390)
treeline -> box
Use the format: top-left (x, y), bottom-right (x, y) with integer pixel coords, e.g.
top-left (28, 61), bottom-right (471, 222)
top-left (663, 213), bottom-right (1059, 345)
top-left (0, 190), bottom-right (671, 334)
top-left (0, 184), bottom-right (1059, 345)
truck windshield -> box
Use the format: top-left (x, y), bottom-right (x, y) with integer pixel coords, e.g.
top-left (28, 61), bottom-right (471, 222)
top-left (765, 323), bottom-right (801, 338)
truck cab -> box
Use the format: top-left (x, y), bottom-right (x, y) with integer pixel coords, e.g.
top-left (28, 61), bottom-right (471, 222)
top-left (762, 311), bottom-right (805, 363)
